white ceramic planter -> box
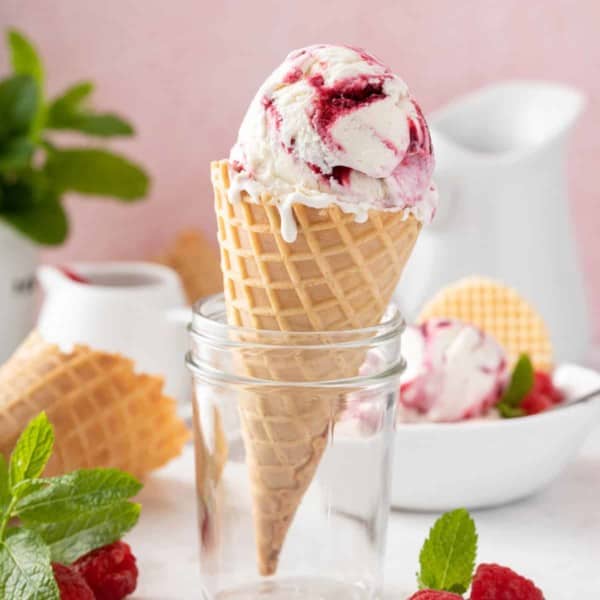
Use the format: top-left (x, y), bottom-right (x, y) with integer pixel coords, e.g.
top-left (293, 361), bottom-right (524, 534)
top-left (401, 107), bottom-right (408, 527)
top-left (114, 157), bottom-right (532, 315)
top-left (0, 222), bottom-right (38, 363)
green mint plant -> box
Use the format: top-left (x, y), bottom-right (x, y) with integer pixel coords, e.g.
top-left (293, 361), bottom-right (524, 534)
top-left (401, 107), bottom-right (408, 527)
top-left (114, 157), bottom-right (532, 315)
top-left (417, 508), bottom-right (478, 594)
top-left (0, 412), bottom-right (141, 599)
top-left (0, 29), bottom-right (149, 245)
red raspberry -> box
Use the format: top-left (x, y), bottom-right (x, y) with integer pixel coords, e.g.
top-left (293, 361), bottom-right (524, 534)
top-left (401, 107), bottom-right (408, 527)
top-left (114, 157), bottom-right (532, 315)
top-left (74, 541), bottom-right (138, 600)
top-left (520, 370), bottom-right (565, 415)
top-left (521, 391), bottom-right (553, 415)
top-left (52, 563), bottom-right (95, 600)
top-left (407, 592), bottom-right (463, 599)
top-left (471, 563), bottom-right (544, 599)
top-left (533, 371), bottom-right (564, 405)
top-left (533, 371), bottom-right (553, 394)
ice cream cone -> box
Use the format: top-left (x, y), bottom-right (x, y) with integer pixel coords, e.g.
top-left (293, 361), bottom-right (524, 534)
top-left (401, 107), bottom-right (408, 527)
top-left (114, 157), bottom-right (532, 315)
top-left (155, 229), bottom-right (222, 304)
top-left (0, 331), bottom-right (189, 479)
top-left (212, 159), bottom-right (421, 574)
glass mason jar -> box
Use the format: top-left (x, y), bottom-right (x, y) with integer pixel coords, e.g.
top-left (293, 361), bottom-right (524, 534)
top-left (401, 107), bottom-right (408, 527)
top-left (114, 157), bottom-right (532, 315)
top-left (186, 294), bottom-right (405, 600)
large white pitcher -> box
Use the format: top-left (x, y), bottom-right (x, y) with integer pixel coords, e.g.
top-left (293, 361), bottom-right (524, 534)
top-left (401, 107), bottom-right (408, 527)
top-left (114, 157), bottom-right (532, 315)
top-left (395, 81), bottom-right (590, 363)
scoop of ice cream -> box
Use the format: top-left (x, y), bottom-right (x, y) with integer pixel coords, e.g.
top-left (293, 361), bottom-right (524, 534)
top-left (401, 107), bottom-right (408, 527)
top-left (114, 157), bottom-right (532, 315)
top-left (228, 44), bottom-right (437, 242)
top-left (399, 319), bottom-right (508, 422)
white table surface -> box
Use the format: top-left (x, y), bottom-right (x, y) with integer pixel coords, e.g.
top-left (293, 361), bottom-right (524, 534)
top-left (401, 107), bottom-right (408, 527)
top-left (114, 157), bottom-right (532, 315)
top-left (128, 425), bottom-right (600, 600)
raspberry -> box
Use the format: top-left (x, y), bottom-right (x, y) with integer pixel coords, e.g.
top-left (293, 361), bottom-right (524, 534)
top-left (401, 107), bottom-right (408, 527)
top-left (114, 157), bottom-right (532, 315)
top-left (520, 370), bottom-right (564, 415)
top-left (74, 541), bottom-right (138, 600)
top-left (52, 563), bottom-right (95, 600)
top-left (521, 391), bottom-right (553, 415)
top-left (407, 591), bottom-right (463, 599)
top-left (533, 371), bottom-right (564, 405)
top-left (471, 563), bottom-right (544, 599)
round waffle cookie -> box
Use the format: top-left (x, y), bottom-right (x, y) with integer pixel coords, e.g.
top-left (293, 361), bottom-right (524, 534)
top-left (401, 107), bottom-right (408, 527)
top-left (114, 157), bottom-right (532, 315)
top-left (418, 276), bottom-right (553, 370)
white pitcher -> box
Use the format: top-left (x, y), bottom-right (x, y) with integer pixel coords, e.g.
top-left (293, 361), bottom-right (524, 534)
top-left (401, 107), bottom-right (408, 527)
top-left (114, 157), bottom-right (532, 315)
top-left (37, 262), bottom-right (191, 409)
top-left (395, 81), bottom-right (591, 364)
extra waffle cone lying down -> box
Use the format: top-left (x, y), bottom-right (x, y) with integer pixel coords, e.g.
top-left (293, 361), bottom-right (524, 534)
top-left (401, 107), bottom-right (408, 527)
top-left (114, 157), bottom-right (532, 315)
top-left (0, 332), bottom-right (189, 479)
top-left (212, 160), bottom-right (421, 574)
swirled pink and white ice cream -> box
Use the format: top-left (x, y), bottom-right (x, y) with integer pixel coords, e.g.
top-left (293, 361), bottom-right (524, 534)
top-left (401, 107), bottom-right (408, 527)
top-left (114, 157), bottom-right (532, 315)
top-left (228, 44), bottom-right (437, 242)
top-left (399, 319), bottom-right (508, 422)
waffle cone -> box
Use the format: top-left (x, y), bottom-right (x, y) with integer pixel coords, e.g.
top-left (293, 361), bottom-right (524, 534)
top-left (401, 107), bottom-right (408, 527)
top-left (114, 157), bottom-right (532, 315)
top-left (418, 276), bottom-right (553, 370)
top-left (0, 332), bottom-right (189, 479)
top-left (212, 160), bottom-right (421, 574)
top-left (154, 229), bottom-right (223, 304)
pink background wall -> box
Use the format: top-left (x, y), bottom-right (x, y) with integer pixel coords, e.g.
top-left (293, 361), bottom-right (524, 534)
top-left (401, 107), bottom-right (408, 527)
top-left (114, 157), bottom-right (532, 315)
top-left (1, 0), bottom-right (599, 332)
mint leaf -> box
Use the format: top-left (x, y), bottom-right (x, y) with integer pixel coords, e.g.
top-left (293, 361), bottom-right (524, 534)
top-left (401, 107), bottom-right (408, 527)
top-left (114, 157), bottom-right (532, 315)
top-left (0, 456), bottom-right (9, 512)
top-left (7, 31), bottom-right (45, 138)
top-left (48, 81), bottom-right (94, 108)
top-left (0, 75), bottom-right (38, 143)
top-left (0, 137), bottom-right (35, 171)
top-left (9, 413), bottom-right (54, 492)
top-left (17, 468), bottom-right (142, 522)
top-left (7, 30), bottom-right (44, 88)
top-left (497, 354), bottom-right (534, 419)
top-left (31, 501), bottom-right (141, 564)
top-left (0, 180), bottom-right (68, 246)
top-left (0, 528), bottom-right (59, 600)
top-left (44, 148), bottom-right (149, 200)
top-left (498, 404), bottom-right (525, 418)
top-left (47, 111), bottom-right (134, 137)
top-left (418, 508), bottom-right (477, 594)
top-left (47, 83), bottom-right (134, 137)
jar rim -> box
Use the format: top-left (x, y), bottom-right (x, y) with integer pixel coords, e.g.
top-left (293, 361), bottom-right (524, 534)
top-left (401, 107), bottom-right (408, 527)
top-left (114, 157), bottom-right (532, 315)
top-left (186, 350), bottom-right (406, 387)
top-left (189, 293), bottom-right (406, 350)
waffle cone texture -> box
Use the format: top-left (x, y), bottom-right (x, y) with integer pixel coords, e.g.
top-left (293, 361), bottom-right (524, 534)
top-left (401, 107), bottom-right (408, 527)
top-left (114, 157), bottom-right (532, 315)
top-left (212, 160), bottom-right (421, 575)
top-left (418, 276), bottom-right (553, 370)
top-left (0, 332), bottom-right (189, 479)
top-left (154, 229), bottom-right (223, 304)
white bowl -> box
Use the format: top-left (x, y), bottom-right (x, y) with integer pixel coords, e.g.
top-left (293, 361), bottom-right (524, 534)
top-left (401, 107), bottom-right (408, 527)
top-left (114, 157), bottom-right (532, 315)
top-left (319, 363), bottom-right (600, 514)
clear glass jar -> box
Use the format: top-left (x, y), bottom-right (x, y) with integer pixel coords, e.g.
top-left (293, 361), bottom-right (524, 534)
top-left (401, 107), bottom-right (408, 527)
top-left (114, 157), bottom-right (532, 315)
top-left (186, 294), bottom-right (405, 600)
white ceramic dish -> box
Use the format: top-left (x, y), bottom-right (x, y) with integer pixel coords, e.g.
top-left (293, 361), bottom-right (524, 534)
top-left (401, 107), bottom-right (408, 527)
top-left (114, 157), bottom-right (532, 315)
top-left (318, 363), bottom-right (600, 514)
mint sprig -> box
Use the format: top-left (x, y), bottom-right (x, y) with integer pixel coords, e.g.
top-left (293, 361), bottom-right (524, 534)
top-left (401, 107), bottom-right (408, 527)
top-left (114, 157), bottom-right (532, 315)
top-left (0, 412), bottom-right (142, 600)
top-left (0, 28), bottom-right (149, 246)
top-left (0, 529), bottom-right (59, 600)
top-left (497, 354), bottom-right (535, 418)
top-left (417, 508), bottom-right (478, 594)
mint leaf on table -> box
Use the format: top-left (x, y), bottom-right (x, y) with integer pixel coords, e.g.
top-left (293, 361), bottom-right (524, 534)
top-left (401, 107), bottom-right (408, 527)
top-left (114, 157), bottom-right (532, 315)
top-left (0, 457), bottom-right (9, 513)
top-left (17, 468), bottom-right (142, 563)
top-left (44, 148), bottom-right (149, 200)
top-left (0, 529), bottom-right (59, 600)
top-left (418, 508), bottom-right (478, 594)
top-left (497, 354), bottom-right (534, 419)
top-left (0, 412), bottom-right (143, 598)
top-left (29, 501), bottom-right (141, 565)
top-left (0, 75), bottom-right (38, 142)
top-left (47, 82), bottom-right (134, 137)
top-left (9, 412), bottom-right (54, 494)
top-left (7, 30), bottom-right (44, 88)
top-left (17, 468), bottom-right (142, 521)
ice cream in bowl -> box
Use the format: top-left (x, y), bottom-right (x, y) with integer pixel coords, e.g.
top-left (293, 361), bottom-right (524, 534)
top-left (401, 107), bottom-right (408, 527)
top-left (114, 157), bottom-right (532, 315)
top-left (320, 276), bottom-right (600, 513)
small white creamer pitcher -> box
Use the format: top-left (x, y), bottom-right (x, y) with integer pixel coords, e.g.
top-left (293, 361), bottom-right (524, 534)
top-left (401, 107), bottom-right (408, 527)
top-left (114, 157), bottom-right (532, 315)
top-left (37, 262), bottom-right (191, 408)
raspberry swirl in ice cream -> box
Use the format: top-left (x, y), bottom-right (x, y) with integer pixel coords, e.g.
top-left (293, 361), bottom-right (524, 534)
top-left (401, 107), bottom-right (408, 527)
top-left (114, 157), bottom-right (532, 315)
top-left (399, 319), bottom-right (508, 422)
top-left (228, 44), bottom-right (437, 242)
